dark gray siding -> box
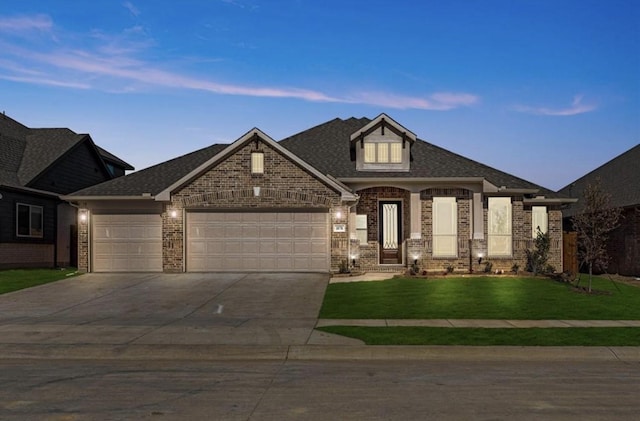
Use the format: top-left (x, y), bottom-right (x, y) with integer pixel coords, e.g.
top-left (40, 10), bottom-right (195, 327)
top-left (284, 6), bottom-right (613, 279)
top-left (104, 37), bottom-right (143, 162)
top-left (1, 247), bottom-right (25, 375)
top-left (0, 188), bottom-right (57, 243)
top-left (29, 141), bottom-right (112, 194)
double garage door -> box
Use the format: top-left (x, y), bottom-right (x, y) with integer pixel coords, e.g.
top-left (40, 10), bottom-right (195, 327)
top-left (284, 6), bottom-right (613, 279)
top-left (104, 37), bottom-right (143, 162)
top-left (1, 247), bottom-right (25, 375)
top-left (186, 212), bottom-right (329, 272)
top-left (91, 212), bottom-right (329, 272)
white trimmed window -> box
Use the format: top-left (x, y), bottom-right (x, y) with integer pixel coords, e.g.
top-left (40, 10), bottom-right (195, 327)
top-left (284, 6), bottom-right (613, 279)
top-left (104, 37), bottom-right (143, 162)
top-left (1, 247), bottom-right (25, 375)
top-left (356, 214), bottom-right (368, 244)
top-left (432, 197), bottom-right (458, 257)
top-left (488, 197), bottom-right (512, 257)
top-left (251, 152), bottom-right (264, 174)
top-left (363, 142), bottom-right (402, 164)
top-left (390, 143), bottom-right (402, 163)
top-left (17, 203), bottom-right (43, 238)
top-left (532, 206), bottom-right (548, 237)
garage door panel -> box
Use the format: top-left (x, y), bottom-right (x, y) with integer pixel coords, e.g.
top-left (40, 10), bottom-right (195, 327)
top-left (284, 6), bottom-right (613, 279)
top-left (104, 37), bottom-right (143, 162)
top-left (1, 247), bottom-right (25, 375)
top-left (92, 214), bottom-right (162, 273)
top-left (186, 212), bottom-right (328, 272)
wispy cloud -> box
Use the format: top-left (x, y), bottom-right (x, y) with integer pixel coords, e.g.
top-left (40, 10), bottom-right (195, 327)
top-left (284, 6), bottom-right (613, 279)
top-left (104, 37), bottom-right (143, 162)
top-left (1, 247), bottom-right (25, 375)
top-left (123, 2), bottom-right (140, 17)
top-left (0, 14), bottom-right (478, 110)
top-left (0, 14), bottom-right (53, 32)
top-left (515, 95), bottom-right (597, 116)
top-left (345, 91), bottom-right (478, 110)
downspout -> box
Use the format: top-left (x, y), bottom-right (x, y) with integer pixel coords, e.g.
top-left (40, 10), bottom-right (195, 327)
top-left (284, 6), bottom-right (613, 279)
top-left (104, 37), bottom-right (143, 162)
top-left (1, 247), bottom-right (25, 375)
top-left (53, 201), bottom-right (58, 268)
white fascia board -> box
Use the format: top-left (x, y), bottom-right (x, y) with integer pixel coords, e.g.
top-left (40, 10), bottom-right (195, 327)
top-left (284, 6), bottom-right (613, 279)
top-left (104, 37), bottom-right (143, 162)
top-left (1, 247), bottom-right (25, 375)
top-left (339, 177), bottom-right (486, 193)
top-left (155, 127), bottom-right (355, 202)
top-left (523, 198), bottom-right (578, 205)
top-left (61, 195), bottom-right (157, 201)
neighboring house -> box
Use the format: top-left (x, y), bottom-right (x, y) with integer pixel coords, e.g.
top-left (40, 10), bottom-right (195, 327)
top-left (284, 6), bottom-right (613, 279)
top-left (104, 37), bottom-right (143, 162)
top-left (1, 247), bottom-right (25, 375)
top-left (558, 144), bottom-right (640, 276)
top-left (0, 113), bottom-right (133, 269)
top-left (64, 113), bottom-right (575, 274)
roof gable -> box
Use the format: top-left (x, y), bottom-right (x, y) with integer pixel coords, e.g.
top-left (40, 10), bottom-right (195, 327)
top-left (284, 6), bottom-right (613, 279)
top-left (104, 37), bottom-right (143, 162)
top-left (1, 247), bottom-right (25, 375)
top-left (156, 128), bottom-right (356, 202)
top-left (1, 113), bottom-right (133, 195)
top-left (349, 113), bottom-right (417, 145)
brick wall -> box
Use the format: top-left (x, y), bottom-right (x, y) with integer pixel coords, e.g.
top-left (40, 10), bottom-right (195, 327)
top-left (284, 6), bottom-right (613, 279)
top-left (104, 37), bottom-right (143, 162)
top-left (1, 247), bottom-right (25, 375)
top-left (607, 207), bottom-right (640, 276)
top-left (0, 243), bottom-right (54, 269)
top-left (169, 138), bottom-right (344, 272)
top-left (355, 187), bottom-right (411, 270)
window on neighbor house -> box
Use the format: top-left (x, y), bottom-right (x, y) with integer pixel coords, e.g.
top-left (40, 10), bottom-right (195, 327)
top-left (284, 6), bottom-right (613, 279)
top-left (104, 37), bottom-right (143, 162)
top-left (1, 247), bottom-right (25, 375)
top-left (432, 197), bottom-right (458, 257)
top-left (251, 152), bottom-right (264, 174)
top-left (17, 203), bottom-right (43, 238)
top-left (532, 206), bottom-right (548, 238)
top-left (488, 197), bottom-right (512, 257)
top-left (356, 214), bottom-right (368, 244)
top-left (363, 142), bottom-right (403, 164)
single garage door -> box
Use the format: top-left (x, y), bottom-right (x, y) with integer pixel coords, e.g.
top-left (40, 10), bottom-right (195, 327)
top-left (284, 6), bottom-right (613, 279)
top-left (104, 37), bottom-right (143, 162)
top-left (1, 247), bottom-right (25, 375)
top-left (187, 212), bottom-right (329, 272)
top-left (92, 214), bottom-right (162, 272)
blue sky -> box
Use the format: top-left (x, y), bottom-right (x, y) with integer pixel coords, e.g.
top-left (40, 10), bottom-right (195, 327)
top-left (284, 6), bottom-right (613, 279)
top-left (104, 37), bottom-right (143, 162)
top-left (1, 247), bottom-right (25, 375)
top-left (1, 0), bottom-right (638, 191)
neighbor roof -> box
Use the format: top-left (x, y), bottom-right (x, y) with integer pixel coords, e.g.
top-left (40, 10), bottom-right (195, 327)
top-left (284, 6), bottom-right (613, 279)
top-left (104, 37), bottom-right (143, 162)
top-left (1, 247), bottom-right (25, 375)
top-left (558, 144), bottom-right (640, 217)
top-left (0, 113), bottom-right (133, 192)
top-left (68, 143), bottom-right (227, 197)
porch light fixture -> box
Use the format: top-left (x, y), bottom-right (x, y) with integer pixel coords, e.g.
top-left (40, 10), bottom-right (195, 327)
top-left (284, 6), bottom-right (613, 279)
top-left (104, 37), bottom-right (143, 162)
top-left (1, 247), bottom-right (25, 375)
top-left (335, 210), bottom-right (342, 220)
top-left (79, 211), bottom-right (87, 223)
top-left (170, 210), bottom-right (178, 218)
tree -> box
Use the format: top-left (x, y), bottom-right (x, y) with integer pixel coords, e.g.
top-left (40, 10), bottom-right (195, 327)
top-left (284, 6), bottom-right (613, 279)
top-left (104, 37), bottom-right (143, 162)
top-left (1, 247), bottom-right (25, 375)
top-left (571, 179), bottom-right (622, 292)
top-left (526, 227), bottom-right (550, 276)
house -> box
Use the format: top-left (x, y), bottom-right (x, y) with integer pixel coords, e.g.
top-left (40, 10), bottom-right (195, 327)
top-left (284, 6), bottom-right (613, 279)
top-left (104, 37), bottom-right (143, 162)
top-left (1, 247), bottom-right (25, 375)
top-left (0, 113), bottom-right (133, 269)
top-left (63, 114), bottom-right (575, 274)
top-left (558, 144), bottom-right (640, 276)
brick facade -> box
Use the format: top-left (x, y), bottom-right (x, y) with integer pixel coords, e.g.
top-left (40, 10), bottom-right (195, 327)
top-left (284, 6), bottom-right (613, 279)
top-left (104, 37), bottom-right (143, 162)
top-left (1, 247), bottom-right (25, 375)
top-left (168, 138), bottom-right (345, 272)
top-left (0, 243), bottom-right (55, 269)
top-left (351, 186), bottom-right (564, 274)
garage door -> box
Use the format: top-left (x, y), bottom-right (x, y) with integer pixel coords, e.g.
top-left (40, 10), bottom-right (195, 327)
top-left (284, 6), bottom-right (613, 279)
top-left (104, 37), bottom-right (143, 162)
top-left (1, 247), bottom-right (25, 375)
top-left (92, 214), bottom-right (162, 272)
top-left (186, 212), bottom-right (329, 272)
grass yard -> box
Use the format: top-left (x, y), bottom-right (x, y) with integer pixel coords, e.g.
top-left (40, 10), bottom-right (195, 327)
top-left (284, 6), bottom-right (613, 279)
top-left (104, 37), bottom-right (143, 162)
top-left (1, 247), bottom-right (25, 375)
top-left (0, 268), bottom-right (80, 295)
top-left (318, 326), bottom-right (640, 346)
top-left (320, 276), bottom-right (640, 320)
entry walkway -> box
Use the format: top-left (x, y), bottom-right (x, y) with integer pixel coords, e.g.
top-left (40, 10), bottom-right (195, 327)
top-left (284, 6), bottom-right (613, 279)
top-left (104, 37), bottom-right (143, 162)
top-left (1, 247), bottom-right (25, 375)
top-left (316, 319), bottom-right (640, 328)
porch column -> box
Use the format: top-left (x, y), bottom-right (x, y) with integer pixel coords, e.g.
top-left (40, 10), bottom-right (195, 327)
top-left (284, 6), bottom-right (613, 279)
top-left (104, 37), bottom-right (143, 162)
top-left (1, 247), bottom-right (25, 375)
top-left (410, 192), bottom-right (422, 239)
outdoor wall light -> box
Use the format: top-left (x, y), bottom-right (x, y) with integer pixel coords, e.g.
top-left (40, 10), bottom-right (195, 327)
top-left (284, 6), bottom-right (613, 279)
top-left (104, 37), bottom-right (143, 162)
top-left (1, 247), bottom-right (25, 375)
top-left (79, 211), bottom-right (87, 223)
top-left (170, 210), bottom-right (178, 218)
top-left (335, 210), bottom-right (342, 220)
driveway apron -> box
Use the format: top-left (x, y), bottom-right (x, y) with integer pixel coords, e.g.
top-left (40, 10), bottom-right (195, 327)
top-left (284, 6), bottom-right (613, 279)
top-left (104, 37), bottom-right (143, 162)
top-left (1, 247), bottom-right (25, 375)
top-left (0, 272), bottom-right (329, 346)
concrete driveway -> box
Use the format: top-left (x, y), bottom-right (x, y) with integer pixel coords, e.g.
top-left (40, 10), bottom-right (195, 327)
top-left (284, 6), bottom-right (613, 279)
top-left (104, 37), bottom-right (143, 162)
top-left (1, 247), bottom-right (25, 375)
top-left (0, 272), bottom-right (331, 347)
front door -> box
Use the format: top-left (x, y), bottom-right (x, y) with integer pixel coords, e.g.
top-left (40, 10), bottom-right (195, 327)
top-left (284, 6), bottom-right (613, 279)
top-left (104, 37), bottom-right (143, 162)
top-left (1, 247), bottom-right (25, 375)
top-left (379, 201), bottom-right (402, 264)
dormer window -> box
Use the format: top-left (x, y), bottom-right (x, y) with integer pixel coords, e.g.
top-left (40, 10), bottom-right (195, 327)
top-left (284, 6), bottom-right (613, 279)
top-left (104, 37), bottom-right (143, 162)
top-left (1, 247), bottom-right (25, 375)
top-left (350, 113), bottom-right (417, 172)
top-left (364, 142), bottom-right (403, 164)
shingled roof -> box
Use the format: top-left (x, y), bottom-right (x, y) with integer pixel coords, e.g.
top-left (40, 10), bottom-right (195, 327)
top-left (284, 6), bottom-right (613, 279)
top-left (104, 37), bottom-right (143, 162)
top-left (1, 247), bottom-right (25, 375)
top-left (279, 117), bottom-right (560, 195)
top-left (0, 113), bottom-right (133, 193)
top-left (67, 115), bottom-right (569, 200)
top-left (558, 144), bottom-right (640, 217)
top-left (69, 143), bottom-right (227, 197)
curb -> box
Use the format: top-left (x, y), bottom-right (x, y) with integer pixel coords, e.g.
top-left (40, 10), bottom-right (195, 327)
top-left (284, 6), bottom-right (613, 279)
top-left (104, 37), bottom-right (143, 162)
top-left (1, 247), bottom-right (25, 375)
top-left (0, 344), bottom-right (638, 362)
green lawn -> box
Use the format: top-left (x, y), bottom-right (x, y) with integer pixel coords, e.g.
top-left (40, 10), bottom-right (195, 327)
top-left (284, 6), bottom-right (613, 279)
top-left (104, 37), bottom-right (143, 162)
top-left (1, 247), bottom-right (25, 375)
top-left (0, 268), bottom-right (80, 294)
top-left (318, 326), bottom-right (640, 346)
top-left (320, 276), bottom-right (640, 320)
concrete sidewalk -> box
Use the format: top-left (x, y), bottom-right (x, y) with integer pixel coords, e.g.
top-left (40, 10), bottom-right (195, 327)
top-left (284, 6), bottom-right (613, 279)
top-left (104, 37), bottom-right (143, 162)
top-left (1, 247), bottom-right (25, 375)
top-left (316, 319), bottom-right (640, 328)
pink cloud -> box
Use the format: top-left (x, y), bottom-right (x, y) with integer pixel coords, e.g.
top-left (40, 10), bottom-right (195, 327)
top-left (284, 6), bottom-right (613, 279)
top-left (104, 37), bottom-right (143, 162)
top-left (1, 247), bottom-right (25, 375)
top-left (0, 15), bottom-right (53, 32)
top-left (515, 95), bottom-right (597, 116)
